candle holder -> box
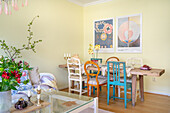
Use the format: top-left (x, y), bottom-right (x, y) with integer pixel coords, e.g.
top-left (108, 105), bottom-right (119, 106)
top-left (27, 96), bottom-right (34, 106)
top-left (36, 85), bottom-right (44, 106)
top-left (36, 88), bottom-right (42, 106)
top-left (64, 53), bottom-right (71, 62)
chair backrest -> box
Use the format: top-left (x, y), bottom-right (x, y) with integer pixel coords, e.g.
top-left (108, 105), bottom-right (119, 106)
top-left (105, 57), bottom-right (119, 64)
top-left (84, 61), bottom-right (100, 85)
top-left (67, 57), bottom-right (82, 79)
top-left (107, 61), bottom-right (127, 85)
top-left (126, 57), bottom-right (143, 68)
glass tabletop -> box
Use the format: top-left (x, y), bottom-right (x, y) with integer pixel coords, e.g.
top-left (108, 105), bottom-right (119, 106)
top-left (12, 91), bottom-right (93, 113)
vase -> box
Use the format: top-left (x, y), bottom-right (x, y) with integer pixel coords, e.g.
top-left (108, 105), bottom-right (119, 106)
top-left (0, 90), bottom-right (11, 113)
top-left (95, 51), bottom-right (98, 58)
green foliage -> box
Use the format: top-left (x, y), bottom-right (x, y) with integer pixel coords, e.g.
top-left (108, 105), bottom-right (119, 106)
top-left (0, 15), bottom-right (42, 60)
top-left (0, 15), bottom-right (41, 91)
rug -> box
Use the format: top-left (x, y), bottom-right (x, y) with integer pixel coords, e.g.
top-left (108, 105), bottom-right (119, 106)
top-left (79, 107), bottom-right (114, 113)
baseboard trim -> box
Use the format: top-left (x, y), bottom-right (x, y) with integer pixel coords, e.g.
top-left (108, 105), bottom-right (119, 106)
top-left (144, 91), bottom-right (170, 96)
top-left (59, 86), bottom-right (170, 96)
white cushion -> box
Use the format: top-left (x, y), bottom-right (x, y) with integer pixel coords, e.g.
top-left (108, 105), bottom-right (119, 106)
top-left (88, 78), bottom-right (107, 85)
top-left (70, 75), bottom-right (87, 80)
top-left (120, 77), bottom-right (132, 83)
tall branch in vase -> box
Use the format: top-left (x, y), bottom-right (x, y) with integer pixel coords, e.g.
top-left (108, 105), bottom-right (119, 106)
top-left (0, 15), bottom-right (42, 60)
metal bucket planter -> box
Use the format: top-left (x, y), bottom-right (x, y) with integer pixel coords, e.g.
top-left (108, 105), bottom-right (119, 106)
top-left (0, 90), bottom-right (11, 113)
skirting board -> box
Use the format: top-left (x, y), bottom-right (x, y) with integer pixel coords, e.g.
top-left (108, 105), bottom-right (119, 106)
top-left (144, 91), bottom-right (170, 96)
top-left (59, 86), bottom-right (170, 96)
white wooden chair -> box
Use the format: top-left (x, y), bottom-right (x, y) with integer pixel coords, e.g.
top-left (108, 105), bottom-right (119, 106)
top-left (118, 57), bottom-right (143, 101)
top-left (126, 57), bottom-right (143, 69)
top-left (67, 57), bottom-right (86, 96)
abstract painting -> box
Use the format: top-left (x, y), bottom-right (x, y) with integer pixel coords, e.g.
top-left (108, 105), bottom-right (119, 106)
top-left (94, 18), bottom-right (114, 53)
top-left (116, 14), bottom-right (142, 53)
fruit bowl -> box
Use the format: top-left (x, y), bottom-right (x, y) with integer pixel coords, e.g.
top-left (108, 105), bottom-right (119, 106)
top-left (140, 65), bottom-right (152, 70)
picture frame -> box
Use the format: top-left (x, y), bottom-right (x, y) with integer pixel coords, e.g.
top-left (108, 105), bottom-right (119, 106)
top-left (116, 14), bottom-right (142, 53)
top-left (94, 18), bottom-right (114, 53)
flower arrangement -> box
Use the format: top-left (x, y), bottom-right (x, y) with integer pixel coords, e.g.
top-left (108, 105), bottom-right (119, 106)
top-left (0, 56), bottom-right (31, 91)
top-left (88, 44), bottom-right (100, 58)
top-left (0, 15), bottom-right (42, 92)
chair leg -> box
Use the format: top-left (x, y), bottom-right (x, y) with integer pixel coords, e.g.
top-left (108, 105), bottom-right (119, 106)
top-left (124, 85), bottom-right (127, 109)
top-left (92, 86), bottom-right (94, 95)
top-left (93, 86), bottom-right (95, 94)
top-left (107, 83), bottom-right (110, 105)
top-left (80, 81), bottom-right (82, 96)
top-left (113, 85), bottom-right (115, 100)
top-left (89, 86), bottom-right (91, 96)
top-left (118, 86), bottom-right (121, 97)
top-left (87, 84), bottom-right (89, 96)
top-left (69, 80), bottom-right (71, 93)
top-left (97, 85), bottom-right (99, 97)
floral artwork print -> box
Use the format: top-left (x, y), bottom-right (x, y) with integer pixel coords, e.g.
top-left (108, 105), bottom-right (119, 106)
top-left (94, 18), bottom-right (114, 53)
top-left (116, 14), bottom-right (142, 53)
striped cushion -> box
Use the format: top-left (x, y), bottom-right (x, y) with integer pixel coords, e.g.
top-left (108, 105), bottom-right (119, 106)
top-left (120, 77), bottom-right (132, 83)
top-left (88, 78), bottom-right (107, 85)
top-left (70, 75), bottom-right (87, 80)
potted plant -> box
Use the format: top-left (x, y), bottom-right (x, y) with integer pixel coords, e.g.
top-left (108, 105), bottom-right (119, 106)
top-left (0, 57), bottom-right (31, 112)
top-left (0, 15), bottom-right (42, 112)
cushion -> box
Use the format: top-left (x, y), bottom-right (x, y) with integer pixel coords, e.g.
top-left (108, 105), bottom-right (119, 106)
top-left (88, 78), bottom-right (107, 85)
top-left (39, 73), bottom-right (58, 90)
top-left (120, 77), bottom-right (132, 83)
top-left (70, 75), bottom-right (87, 80)
top-left (28, 67), bottom-right (40, 85)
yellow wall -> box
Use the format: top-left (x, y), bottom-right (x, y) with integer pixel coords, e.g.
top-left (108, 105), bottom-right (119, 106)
top-left (83, 0), bottom-right (170, 95)
top-left (0, 0), bottom-right (83, 89)
top-left (0, 0), bottom-right (169, 95)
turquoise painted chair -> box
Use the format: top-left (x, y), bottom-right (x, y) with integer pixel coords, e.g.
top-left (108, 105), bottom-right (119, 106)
top-left (107, 61), bottom-right (132, 109)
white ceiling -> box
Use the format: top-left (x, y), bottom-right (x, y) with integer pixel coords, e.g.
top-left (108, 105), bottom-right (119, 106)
top-left (68, 0), bottom-right (113, 7)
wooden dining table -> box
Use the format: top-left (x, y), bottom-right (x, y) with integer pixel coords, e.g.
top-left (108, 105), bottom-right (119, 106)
top-left (58, 64), bottom-right (165, 106)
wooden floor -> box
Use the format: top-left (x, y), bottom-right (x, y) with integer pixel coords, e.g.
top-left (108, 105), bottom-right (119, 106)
top-left (61, 86), bottom-right (170, 113)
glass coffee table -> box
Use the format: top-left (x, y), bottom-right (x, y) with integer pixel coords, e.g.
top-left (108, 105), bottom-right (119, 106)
top-left (11, 91), bottom-right (98, 113)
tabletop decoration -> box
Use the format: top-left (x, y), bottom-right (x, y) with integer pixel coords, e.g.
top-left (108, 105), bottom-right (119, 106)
top-left (94, 44), bottom-right (100, 58)
top-left (64, 53), bottom-right (71, 62)
top-left (88, 44), bottom-right (100, 58)
top-left (27, 90), bottom-right (34, 106)
top-left (0, 15), bottom-right (42, 113)
top-left (140, 65), bottom-right (152, 70)
top-left (36, 84), bottom-right (42, 106)
top-left (0, 57), bottom-right (31, 112)
top-left (14, 98), bottom-right (28, 110)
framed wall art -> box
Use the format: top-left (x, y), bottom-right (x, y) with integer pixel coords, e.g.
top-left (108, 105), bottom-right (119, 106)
top-left (116, 14), bottom-right (142, 53)
top-left (94, 18), bottom-right (114, 53)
